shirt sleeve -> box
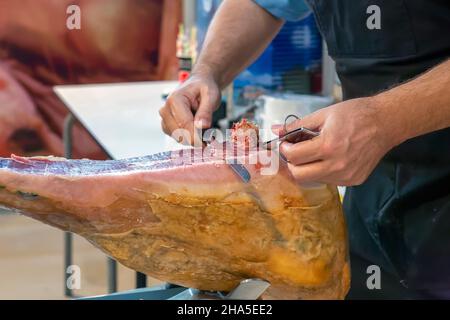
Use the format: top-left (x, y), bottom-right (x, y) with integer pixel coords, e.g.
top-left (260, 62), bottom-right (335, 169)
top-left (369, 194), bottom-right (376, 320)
top-left (252, 0), bottom-right (311, 21)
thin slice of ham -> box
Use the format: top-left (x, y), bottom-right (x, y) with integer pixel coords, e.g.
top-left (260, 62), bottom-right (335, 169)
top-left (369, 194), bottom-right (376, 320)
top-left (0, 148), bottom-right (350, 299)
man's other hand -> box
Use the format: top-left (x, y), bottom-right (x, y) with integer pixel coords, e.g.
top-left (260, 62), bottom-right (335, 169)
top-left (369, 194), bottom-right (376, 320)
top-left (159, 73), bottom-right (221, 145)
top-left (273, 97), bottom-right (398, 186)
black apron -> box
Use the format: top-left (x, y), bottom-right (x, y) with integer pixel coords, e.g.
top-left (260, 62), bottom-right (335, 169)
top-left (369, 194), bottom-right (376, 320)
top-left (305, 0), bottom-right (450, 296)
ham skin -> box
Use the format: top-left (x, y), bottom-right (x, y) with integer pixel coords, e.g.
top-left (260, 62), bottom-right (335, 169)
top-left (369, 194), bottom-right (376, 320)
top-left (0, 148), bottom-right (350, 299)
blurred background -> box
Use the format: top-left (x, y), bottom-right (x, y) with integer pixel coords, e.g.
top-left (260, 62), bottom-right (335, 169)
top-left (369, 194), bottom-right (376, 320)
top-left (0, 0), bottom-right (341, 299)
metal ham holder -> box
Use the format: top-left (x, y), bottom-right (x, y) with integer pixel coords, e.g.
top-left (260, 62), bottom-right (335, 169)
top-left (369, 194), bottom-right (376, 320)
top-left (79, 279), bottom-right (271, 300)
top-left (169, 279), bottom-right (271, 300)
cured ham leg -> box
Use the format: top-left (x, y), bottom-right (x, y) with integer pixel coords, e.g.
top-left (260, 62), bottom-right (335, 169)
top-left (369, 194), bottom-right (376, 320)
top-left (0, 149), bottom-right (350, 299)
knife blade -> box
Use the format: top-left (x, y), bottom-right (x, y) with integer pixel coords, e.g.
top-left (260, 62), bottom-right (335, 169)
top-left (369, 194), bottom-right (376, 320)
top-left (229, 163), bottom-right (251, 183)
top-left (263, 127), bottom-right (320, 150)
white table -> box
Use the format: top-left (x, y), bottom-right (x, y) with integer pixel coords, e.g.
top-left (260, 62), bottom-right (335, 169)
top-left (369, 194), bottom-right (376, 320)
top-left (54, 81), bottom-right (181, 159)
top-left (54, 81), bottom-right (181, 295)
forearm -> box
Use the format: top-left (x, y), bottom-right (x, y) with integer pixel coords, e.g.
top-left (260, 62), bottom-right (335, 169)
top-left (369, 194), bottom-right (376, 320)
top-left (373, 59), bottom-right (450, 146)
top-left (193, 0), bottom-right (283, 89)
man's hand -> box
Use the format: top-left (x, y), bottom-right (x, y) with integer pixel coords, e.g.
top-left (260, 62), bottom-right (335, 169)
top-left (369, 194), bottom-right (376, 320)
top-left (273, 97), bottom-right (399, 186)
top-left (159, 0), bottom-right (283, 145)
top-left (159, 73), bottom-right (221, 145)
top-left (273, 59), bottom-right (450, 186)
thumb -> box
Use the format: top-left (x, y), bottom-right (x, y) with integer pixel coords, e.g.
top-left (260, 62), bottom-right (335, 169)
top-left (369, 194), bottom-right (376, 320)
top-left (272, 110), bottom-right (325, 136)
top-left (194, 85), bottom-right (220, 129)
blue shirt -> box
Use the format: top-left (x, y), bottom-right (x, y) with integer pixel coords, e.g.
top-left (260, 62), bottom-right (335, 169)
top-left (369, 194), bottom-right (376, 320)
top-left (253, 0), bottom-right (311, 21)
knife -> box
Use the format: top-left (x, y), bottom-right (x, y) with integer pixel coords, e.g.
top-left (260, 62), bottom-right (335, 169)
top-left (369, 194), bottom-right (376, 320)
top-left (263, 126), bottom-right (320, 150)
top-left (229, 163), bottom-right (251, 183)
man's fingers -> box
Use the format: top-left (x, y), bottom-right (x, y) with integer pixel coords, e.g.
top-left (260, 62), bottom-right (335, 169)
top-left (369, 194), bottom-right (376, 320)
top-left (160, 106), bottom-right (194, 145)
top-left (159, 107), bottom-right (178, 135)
top-left (167, 94), bottom-right (196, 143)
top-left (168, 94), bottom-right (195, 129)
top-left (287, 159), bottom-right (357, 185)
top-left (285, 110), bottom-right (324, 132)
top-left (287, 161), bottom-right (327, 184)
top-left (159, 75), bottom-right (223, 146)
top-left (280, 138), bottom-right (323, 165)
top-left (194, 85), bottom-right (220, 129)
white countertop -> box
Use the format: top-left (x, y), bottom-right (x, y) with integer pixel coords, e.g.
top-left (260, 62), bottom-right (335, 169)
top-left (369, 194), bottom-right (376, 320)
top-left (54, 81), bottom-right (185, 159)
